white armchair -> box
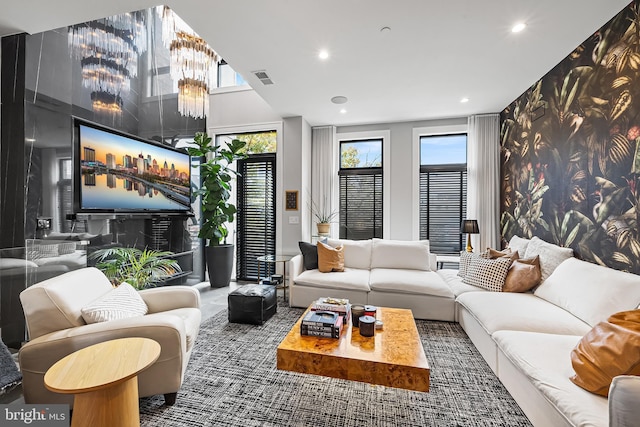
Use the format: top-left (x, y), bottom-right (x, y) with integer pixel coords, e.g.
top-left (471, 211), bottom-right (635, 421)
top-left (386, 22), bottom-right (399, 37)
top-left (19, 267), bottom-right (201, 407)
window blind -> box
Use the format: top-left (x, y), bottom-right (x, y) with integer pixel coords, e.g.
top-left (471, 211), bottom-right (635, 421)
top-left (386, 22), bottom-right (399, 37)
top-left (236, 154), bottom-right (276, 281)
top-left (419, 166), bottom-right (467, 254)
top-left (339, 169), bottom-right (383, 240)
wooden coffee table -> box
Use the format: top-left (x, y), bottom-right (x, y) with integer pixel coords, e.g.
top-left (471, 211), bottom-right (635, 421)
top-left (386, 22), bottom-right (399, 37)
top-left (44, 337), bottom-right (161, 427)
top-left (277, 306), bottom-right (430, 392)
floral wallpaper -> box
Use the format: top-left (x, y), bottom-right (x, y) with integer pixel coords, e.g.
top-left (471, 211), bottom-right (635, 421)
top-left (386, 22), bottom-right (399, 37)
top-left (500, 1), bottom-right (640, 274)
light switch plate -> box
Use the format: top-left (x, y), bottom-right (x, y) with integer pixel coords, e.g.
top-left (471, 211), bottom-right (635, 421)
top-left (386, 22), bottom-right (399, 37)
top-left (289, 216), bottom-right (300, 224)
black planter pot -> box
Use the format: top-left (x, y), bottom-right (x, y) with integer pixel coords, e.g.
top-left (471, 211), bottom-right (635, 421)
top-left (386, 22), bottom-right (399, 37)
top-left (205, 244), bottom-right (234, 288)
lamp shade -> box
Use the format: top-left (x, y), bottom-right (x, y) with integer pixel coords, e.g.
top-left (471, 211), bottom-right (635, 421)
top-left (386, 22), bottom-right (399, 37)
top-left (461, 219), bottom-right (480, 234)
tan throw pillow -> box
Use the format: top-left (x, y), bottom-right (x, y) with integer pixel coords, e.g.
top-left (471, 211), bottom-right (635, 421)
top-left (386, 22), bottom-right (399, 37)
top-left (570, 310), bottom-right (640, 396)
top-left (503, 255), bottom-right (541, 293)
top-left (486, 247), bottom-right (519, 262)
top-left (462, 256), bottom-right (513, 292)
top-left (317, 242), bottom-right (345, 273)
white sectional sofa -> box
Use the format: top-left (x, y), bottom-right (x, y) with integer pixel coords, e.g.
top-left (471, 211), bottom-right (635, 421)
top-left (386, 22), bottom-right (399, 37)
top-left (289, 236), bottom-right (640, 427)
top-left (289, 238), bottom-right (478, 320)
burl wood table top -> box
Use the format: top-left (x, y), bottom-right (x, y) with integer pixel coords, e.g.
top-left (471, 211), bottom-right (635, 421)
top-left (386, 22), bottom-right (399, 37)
top-left (277, 306), bottom-right (430, 392)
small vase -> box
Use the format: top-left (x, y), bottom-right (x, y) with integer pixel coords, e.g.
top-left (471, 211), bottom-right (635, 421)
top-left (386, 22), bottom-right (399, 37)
top-left (316, 223), bottom-right (330, 235)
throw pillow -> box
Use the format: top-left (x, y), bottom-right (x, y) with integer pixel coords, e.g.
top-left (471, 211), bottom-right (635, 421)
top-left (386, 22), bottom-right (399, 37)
top-left (523, 236), bottom-right (573, 283)
top-left (503, 255), bottom-right (541, 293)
top-left (462, 256), bottom-right (513, 292)
top-left (485, 247), bottom-right (519, 262)
top-left (570, 309), bottom-right (640, 397)
top-left (507, 235), bottom-right (531, 258)
top-left (299, 241), bottom-right (319, 270)
top-left (317, 242), bottom-right (345, 273)
top-left (458, 251), bottom-right (477, 278)
top-left (81, 282), bottom-right (148, 324)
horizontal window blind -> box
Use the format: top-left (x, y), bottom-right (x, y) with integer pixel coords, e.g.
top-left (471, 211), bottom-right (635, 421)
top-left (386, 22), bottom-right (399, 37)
top-left (237, 154), bottom-right (276, 280)
top-left (419, 166), bottom-right (466, 254)
top-left (339, 169), bottom-right (383, 240)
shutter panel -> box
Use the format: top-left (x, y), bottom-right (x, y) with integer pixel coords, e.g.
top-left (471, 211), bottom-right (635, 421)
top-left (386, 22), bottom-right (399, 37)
top-left (339, 169), bottom-right (383, 240)
top-left (419, 168), bottom-right (467, 254)
top-left (237, 154), bottom-right (276, 280)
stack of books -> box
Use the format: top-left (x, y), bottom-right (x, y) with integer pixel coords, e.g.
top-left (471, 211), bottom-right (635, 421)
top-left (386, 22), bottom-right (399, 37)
top-left (310, 297), bottom-right (351, 325)
top-left (300, 311), bottom-right (343, 338)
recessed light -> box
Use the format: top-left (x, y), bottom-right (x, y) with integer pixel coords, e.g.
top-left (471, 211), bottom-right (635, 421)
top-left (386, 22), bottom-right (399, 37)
top-left (460, 97), bottom-right (469, 103)
top-left (511, 22), bottom-right (526, 33)
top-left (331, 96), bottom-right (348, 104)
top-left (25, 138), bottom-right (36, 142)
top-left (340, 108), bottom-right (347, 114)
top-left (318, 50), bottom-right (329, 60)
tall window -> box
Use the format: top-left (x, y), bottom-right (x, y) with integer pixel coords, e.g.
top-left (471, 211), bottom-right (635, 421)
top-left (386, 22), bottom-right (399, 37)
top-left (339, 139), bottom-right (383, 240)
top-left (419, 134), bottom-right (467, 254)
top-left (217, 131), bottom-right (277, 281)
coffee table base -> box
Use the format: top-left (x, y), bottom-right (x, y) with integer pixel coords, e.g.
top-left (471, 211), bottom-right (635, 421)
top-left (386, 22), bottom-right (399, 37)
top-left (72, 377), bottom-right (140, 427)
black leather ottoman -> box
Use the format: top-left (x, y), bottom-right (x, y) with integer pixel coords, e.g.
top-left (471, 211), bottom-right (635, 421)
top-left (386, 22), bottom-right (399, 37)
top-left (228, 284), bottom-right (277, 325)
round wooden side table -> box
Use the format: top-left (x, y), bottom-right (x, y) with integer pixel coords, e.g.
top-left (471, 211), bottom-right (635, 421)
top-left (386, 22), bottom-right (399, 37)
top-left (44, 337), bottom-right (161, 427)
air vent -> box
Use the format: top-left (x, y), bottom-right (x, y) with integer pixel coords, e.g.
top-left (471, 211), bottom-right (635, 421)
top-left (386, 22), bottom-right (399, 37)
top-left (252, 70), bottom-right (274, 85)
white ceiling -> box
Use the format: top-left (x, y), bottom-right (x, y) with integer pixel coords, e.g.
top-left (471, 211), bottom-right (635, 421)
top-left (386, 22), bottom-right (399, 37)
top-left (0, 0), bottom-right (632, 126)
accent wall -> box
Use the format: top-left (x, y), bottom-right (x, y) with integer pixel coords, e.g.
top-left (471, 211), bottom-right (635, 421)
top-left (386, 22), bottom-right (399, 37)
top-left (500, 0), bottom-right (640, 273)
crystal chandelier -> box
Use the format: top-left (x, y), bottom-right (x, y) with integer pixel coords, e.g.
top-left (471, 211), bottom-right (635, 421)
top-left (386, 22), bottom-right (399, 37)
top-left (68, 11), bottom-right (147, 113)
top-left (160, 6), bottom-right (218, 119)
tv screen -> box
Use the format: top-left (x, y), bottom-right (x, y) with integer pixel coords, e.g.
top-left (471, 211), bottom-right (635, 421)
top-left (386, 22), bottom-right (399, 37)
top-left (74, 119), bottom-right (192, 214)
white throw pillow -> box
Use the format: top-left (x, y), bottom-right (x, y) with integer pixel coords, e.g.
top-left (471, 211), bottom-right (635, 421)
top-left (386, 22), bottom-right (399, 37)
top-left (507, 235), bottom-right (531, 258)
top-left (326, 239), bottom-right (372, 269)
top-left (370, 239), bottom-right (431, 271)
top-left (534, 257), bottom-right (640, 327)
top-left (81, 282), bottom-right (148, 324)
top-left (462, 256), bottom-right (512, 292)
top-left (523, 236), bottom-right (573, 283)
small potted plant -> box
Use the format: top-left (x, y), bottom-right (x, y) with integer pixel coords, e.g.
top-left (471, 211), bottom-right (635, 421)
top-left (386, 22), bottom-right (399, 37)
top-left (310, 197), bottom-right (338, 235)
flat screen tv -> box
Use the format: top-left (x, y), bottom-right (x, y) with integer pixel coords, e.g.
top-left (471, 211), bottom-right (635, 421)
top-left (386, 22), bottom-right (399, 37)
top-left (74, 119), bottom-right (192, 214)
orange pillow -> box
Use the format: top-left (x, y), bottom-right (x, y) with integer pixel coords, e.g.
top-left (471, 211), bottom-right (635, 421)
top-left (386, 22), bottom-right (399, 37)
top-left (503, 255), bottom-right (541, 293)
top-left (570, 310), bottom-right (640, 396)
top-left (317, 242), bottom-right (345, 273)
top-left (485, 247), bottom-right (519, 262)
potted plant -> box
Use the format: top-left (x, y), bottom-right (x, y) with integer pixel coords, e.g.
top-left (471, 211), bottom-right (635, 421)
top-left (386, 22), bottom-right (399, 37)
top-left (310, 197), bottom-right (338, 235)
top-left (187, 132), bottom-right (247, 287)
top-left (89, 247), bottom-right (181, 290)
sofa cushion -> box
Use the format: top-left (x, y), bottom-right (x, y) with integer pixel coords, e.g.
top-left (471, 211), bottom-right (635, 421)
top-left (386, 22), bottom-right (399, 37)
top-left (523, 236), bottom-right (573, 283)
top-left (493, 330), bottom-right (608, 427)
top-left (370, 239), bottom-right (431, 271)
top-left (503, 255), bottom-right (541, 293)
top-left (369, 268), bottom-right (454, 298)
top-left (507, 235), bottom-right (531, 258)
top-left (294, 268), bottom-right (370, 291)
top-left (0, 258), bottom-right (38, 269)
top-left (81, 282), bottom-right (148, 324)
top-left (317, 242), bottom-right (345, 273)
top-left (534, 257), bottom-right (640, 327)
top-left (462, 256), bottom-right (512, 292)
top-left (327, 239), bottom-right (372, 269)
top-left (436, 269), bottom-right (487, 297)
top-left (456, 292), bottom-right (592, 336)
top-left (570, 310), bottom-right (640, 396)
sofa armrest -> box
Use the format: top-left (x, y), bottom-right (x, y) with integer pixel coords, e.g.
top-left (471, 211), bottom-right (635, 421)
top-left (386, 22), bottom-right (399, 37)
top-left (138, 285), bottom-right (200, 313)
top-left (429, 253), bottom-right (437, 271)
top-left (19, 313), bottom-right (187, 375)
top-left (609, 375), bottom-right (640, 427)
top-left (289, 254), bottom-right (304, 288)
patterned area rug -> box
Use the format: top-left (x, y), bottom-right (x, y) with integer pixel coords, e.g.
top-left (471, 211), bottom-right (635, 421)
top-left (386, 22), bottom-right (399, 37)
top-left (0, 339), bottom-right (21, 395)
top-left (140, 301), bottom-right (532, 427)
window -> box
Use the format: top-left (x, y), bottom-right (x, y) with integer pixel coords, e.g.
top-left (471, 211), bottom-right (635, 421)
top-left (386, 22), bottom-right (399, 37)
top-left (339, 139), bottom-right (383, 240)
top-left (419, 134), bottom-right (467, 254)
top-left (217, 59), bottom-right (246, 88)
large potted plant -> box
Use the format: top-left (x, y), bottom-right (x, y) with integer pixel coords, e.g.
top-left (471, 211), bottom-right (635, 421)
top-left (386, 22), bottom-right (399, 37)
top-left (188, 132), bottom-right (246, 287)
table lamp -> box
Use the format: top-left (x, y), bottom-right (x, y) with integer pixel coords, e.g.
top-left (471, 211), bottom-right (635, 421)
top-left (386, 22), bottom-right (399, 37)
top-left (461, 220), bottom-right (480, 252)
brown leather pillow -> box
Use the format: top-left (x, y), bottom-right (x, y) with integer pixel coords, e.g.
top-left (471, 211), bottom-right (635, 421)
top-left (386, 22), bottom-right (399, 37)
top-left (317, 242), bottom-right (345, 273)
top-left (503, 255), bottom-right (541, 292)
top-left (570, 310), bottom-right (640, 396)
top-left (486, 247), bottom-right (519, 262)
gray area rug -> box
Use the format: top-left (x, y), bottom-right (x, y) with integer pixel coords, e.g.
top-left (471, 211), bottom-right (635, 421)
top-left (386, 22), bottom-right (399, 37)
top-left (140, 300), bottom-right (532, 427)
top-left (0, 339), bottom-right (21, 395)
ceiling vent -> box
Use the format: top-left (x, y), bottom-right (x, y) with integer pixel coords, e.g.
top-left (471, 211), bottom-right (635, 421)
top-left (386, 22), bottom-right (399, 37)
top-left (252, 70), bottom-right (274, 85)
